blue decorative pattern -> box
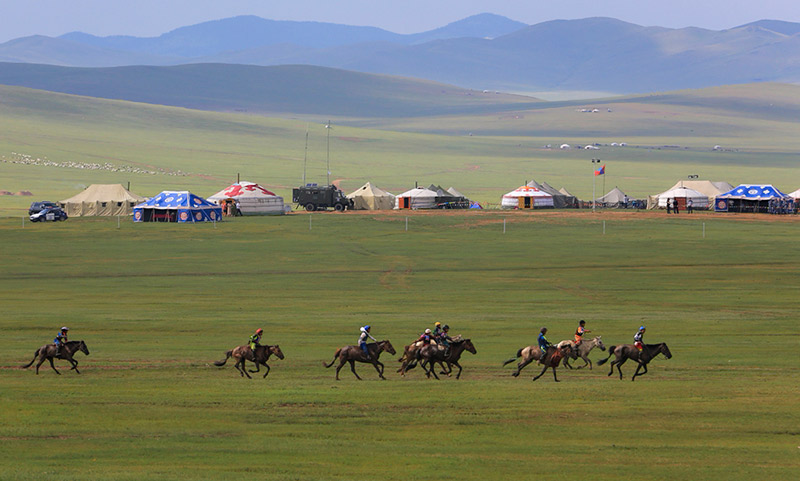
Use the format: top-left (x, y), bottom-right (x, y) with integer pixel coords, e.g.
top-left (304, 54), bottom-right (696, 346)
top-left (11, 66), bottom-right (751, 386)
top-left (133, 191), bottom-right (222, 223)
top-left (717, 184), bottom-right (788, 200)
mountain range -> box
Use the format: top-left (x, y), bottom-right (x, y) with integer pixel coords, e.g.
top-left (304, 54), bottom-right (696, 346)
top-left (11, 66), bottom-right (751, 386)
top-left (1, 14), bottom-right (800, 93)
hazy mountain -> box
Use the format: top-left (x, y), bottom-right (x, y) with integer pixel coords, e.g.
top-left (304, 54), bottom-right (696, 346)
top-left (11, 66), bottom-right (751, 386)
top-left (0, 62), bottom-right (540, 118)
top-left (0, 35), bottom-right (175, 67)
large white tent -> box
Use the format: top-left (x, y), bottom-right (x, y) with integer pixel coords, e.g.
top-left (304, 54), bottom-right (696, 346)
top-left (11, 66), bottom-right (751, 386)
top-left (501, 185), bottom-right (554, 209)
top-left (395, 187), bottom-right (438, 209)
top-left (207, 181), bottom-right (285, 215)
top-left (656, 187), bottom-right (709, 209)
top-left (647, 180), bottom-right (733, 209)
top-left (347, 182), bottom-right (395, 210)
top-left (596, 187), bottom-right (629, 208)
top-left (60, 184), bottom-right (145, 216)
top-left (788, 188), bottom-right (800, 199)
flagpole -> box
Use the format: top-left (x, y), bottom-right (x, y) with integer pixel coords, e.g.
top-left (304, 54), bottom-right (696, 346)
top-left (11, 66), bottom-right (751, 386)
top-left (591, 159), bottom-right (601, 212)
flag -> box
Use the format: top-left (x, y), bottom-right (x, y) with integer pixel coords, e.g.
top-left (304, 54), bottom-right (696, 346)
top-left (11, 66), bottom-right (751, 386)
top-left (594, 164), bottom-right (605, 176)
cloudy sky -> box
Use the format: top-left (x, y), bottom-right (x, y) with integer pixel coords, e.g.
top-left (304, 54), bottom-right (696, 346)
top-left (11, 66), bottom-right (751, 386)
top-left (1, 0), bottom-right (798, 42)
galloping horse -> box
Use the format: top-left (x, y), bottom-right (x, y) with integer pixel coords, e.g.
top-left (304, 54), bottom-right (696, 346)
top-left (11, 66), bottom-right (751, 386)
top-left (323, 340), bottom-right (396, 380)
top-left (214, 344), bottom-right (284, 379)
top-left (397, 335), bottom-right (461, 376)
top-left (416, 339), bottom-right (476, 380)
top-left (22, 340), bottom-right (90, 375)
top-left (503, 344), bottom-right (573, 381)
top-left (556, 336), bottom-right (606, 370)
top-left (597, 343), bottom-right (672, 381)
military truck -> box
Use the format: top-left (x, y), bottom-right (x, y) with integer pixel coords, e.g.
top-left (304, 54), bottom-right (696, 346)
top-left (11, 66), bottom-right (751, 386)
top-left (292, 184), bottom-right (353, 212)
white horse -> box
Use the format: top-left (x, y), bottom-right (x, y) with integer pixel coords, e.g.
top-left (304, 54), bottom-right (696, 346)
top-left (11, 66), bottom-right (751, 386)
top-left (556, 336), bottom-right (606, 370)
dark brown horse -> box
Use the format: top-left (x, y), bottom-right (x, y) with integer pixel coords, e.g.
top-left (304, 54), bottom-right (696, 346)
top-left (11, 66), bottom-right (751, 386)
top-left (323, 340), bottom-right (396, 380)
top-left (503, 344), bottom-right (573, 381)
top-left (597, 343), bottom-right (672, 381)
top-left (22, 340), bottom-right (90, 375)
top-left (416, 339), bottom-right (476, 380)
top-left (214, 344), bottom-right (284, 379)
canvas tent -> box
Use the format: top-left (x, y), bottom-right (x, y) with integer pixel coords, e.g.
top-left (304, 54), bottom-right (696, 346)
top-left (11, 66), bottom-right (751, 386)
top-left (502, 185), bottom-right (554, 209)
top-left (596, 187), bottom-right (630, 208)
top-left (543, 181), bottom-right (579, 208)
top-left (347, 182), bottom-right (395, 210)
top-left (558, 187), bottom-right (580, 207)
top-left (207, 181), bottom-right (285, 215)
top-left (654, 187), bottom-right (709, 210)
top-left (647, 180), bottom-right (733, 209)
top-left (715, 184), bottom-right (788, 213)
top-left (788, 188), bottom-right (800, 199)
top-left (60, 184), bottom-right (145, 216)
top-left (133, 191), bottom-right (222, 223)
top-left (395, 187), bottom-right (438, 209)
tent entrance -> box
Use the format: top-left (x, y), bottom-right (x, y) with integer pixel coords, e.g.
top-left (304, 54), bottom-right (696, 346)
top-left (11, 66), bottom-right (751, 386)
top-left (519, 197), bottom-right (534, 209)
top-left (399, 197), bottom-right (411, 209)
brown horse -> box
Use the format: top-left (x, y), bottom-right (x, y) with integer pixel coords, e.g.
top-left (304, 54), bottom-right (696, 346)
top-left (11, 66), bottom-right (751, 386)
top-left (416, 339), bottom-right (476, 380)
top-left (556, 336), bottom-right (606, 370)
top-left (214, 344), bottom-right (284, 379)
top-left (21, 340), bottom-right (90, 375)
top-left (597, 343), bottom-right (672, 381)
top-left (397, 338), bottom-right (453, 377)
top-left (503, 344), bottom-right (573, 381)
top-left (323, 340), bottom-right (396, 380)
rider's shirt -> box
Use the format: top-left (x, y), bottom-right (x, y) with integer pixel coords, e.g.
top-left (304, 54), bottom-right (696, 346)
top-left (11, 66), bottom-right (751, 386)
top-left (417, 333), bottom-right (432, 345)
top-left (54, 332), bottom-right (68, 345)
top-left (574, 326), bottom-right (585, 342)
top-left (249, 333), bottom-right (262, 349)
top-left (633, 331), bottom-right (643, 343)
top-left (359, 328), bottom-right (376, 345)
top-left (538, 332), bottom-right (551, 351)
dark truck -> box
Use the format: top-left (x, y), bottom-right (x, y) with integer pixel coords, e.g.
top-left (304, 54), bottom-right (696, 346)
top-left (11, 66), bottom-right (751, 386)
top-left (292, 184), bottom-right (353, 212)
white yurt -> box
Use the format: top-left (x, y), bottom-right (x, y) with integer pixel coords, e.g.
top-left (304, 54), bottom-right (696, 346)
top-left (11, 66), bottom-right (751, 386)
top-left (501, 185), bottom-right (554, 209)
top-left (788, 188), bottom-right (800, 199)
top-left (395, 187), bottom-right (438, 209)
top-left (207, 181), bottom-right (285, 215)
top-left (656, 187), bottom-right (709, 209)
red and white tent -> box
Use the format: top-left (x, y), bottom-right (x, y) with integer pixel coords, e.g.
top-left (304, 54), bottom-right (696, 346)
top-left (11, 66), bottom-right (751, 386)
top-left (501, 185), bottom-right (554, 208)
top-left (208, 181), bottom-right (285, 215)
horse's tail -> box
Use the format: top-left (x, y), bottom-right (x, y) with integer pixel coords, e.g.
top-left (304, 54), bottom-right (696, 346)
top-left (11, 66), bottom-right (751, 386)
top-left (21, 348), bottom-right (41, 368)
top-left (323, 348), bottom-right (341, 368)
top-left (502, 348), bottom-right (523, 366)
top-left (213, 350), bottom-right (233, 367)
top-left (597, 346), bottom-right (616, 366)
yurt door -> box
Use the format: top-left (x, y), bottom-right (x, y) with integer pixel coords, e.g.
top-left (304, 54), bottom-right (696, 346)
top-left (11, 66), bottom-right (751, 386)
top-left (520, 197), bottom-right (533, 209)
top-left (400, 197), bottom-right (410, 209)
top-left (677, 197), bottom-right (687, 211)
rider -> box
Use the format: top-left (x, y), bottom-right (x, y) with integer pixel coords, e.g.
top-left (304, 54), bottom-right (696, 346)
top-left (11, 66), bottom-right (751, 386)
top-left (634, 326), bottom-right (645, 351)
top-left (538, 327), bottom-right (552, 362)
top-left (249, 328), bottom-right (264, 352)
top-left (359, 325), bottom-right (377, 360)
top-left (574, 320), bottom-right (590, 346)
top-left (54, 326), bottom-right (69, 357)
top-left (416, 328), bottom-right (433, 346)
top-left (439, 324), bottom-right (454, 357)
top-left (432, 322), bottom-right (444, 339)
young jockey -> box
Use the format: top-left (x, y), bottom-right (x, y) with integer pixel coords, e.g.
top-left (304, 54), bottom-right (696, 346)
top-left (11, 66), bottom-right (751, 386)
top-left (54, 327), bottom-right (69, 356)
top-left (439, 325), bottom-right (454, 357)
top-left (417, 328), bottom-right (433, 346)
top-left (359, 325), bottom-right (377, 359)
top-left (432, 322), bottom-right (443, 338)
top-left (574, 320), bottom-right (591, 346)
top-left (538, 327), bottom-right (552, 362)
top-left (249, 328), bottom-right (264, 352)
top-left (634, 326), bottom-right (645, 351)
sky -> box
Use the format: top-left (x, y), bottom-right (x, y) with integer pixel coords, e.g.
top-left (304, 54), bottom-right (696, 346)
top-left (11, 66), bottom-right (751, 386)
top-left (1, 0), bottom-right (799, 43)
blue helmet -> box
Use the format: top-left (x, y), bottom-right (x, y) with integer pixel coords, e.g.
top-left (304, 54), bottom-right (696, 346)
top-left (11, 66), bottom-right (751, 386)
top-left (364, 325), bottom-right (371, 330)
top-left (639, 326), bottom-right (646, 330)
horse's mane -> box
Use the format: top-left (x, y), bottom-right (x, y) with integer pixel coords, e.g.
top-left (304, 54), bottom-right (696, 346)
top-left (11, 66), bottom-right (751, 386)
top-left (451, 338), bottom-right (469, 345)
top-left (65, 340), bottom-right (83, 345)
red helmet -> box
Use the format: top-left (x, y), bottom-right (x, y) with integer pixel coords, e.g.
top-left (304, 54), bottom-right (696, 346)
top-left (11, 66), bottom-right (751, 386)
top-left (255, 328), bottom-right (263, 334)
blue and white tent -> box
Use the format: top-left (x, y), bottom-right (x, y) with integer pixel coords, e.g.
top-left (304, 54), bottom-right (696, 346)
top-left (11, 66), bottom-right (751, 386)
top-left (133, 191), bottom-right (223, 223)
top-left (715, 185), bottom-right (788, 212)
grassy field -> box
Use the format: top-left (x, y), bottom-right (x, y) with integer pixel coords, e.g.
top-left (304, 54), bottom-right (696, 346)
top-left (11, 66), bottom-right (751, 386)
top-left (1, 211), bottom-right (798, 480)
top-left (3, 83), bottom-right (800, 218)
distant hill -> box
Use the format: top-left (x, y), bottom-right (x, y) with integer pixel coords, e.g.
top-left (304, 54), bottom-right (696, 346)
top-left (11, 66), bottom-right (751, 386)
top-left (0, 62), bottom-right (540, 118)
top-left (2, 16), bottom-right (800, 93)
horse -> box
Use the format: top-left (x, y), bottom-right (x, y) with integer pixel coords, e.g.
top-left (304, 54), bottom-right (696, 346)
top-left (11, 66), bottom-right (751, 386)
top-left (597, 343), bottom-right (672, 381)
top-left (397, 336), bottom-right (458, 377)
top-left (323, 340), bottom-right (396, 380)
top-left (415, 339), bottom-right (476, 380)
top-left (532, 345), bottom-right (573, 382)
top-left (503, 344), bottom-right (573, 381)
top-left (214, 344), bottom-right (284, 379)
top-left (21, 340), bottom-right (90, 375)
top-left (556, 336), bottom-right (606, 370)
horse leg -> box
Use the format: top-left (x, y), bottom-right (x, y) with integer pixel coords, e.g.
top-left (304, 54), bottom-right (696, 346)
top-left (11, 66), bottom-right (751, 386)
top-left (632, 362), bottom-right (648, 381)
top-left (35, 355), bottom-right (47, 375)
top-left (616, 358), bottom-right (627, 380)
top-left (552, 366), bottom-right (560, 382)
top-left (70, 359), bottom-right (81, 374)
top-left (513, 358), bottom-right (532, 377)
top-left (349, 360), bottom-right (362, 380)
top-left (429, 362), bottom-right (440, 380)
top-left (48, 357), bottom-right (61, 375)
top-left (334, 359), bottom-right (346, 380)
top-left (563, 357), bottom-right (573, 369)
top-left (238, 359), bottom-right (252, 379)
top-left (373, 361), bottom-right (385, 380)
top-left (453, 361), bottom-right (463, 380)
top-left (532, 364), bottom-right (548, 381)
top-left (261, 362), bottom-right (271, 379)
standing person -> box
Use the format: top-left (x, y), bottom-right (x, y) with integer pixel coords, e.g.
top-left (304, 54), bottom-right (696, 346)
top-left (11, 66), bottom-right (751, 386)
top-left (666, 198), bottom-right (672, 214)
top-left (249, 328), bottom-right (264, 352)
top-left (687, 198), bottom-right (693, 214)
top-left (634, 326), bottom-right (646, 351)
top-left (359, 325), bottom-right (377, 360)
top-left (538, 327), bottom-right (552, 363)
top-left (53, 326), bottom-right (69, 357)
top-left (574, 320), bottom-right (590, 347)
top-left (673, 198), bottom-right (680, 214)
top-left (235, 200), bottom-right (242, 216)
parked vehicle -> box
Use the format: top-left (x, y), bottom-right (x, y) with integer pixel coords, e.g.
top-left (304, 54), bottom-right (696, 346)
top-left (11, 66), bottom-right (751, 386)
top-left (28, 201), bottom-right (59, 215)
top-left (30, 207), bottom-right (68, 222)
top-left (292, 184), bottom-right (353, 212)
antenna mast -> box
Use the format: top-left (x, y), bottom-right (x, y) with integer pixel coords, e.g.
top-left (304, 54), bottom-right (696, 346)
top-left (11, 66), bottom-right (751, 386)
top-left (303, 124), bottom-right (309, 185)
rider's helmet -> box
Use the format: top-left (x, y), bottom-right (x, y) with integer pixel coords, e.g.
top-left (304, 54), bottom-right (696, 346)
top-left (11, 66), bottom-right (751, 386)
top-left (435, 322), bottom-right (441, 327)
top-left (639, 326), bottom-right (646, 331)
top-left (425, 328), bottom-right (432, 334)
top-left (61, 326), bottom-right (69, 331)
top-left (255, 328), bottom-right (263, 334)
top-left (364, 325), bottom-right (371, 331)
top-left (443, 324), bottom-right (449, 330)
top-left (579, 320), bottom-right (586, 325)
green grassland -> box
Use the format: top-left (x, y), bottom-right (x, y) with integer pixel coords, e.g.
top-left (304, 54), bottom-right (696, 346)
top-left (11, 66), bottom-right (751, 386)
top-left (0, 213), bottom-right (798, 480)
top-left (2, 82), bottom-right (800, 217)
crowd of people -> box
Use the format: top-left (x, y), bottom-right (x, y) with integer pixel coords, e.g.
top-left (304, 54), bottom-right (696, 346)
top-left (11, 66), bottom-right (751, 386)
top-left (665, 198), bottom-right (694, 214)
top-left (768, 197), bottom-right (796, 214)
